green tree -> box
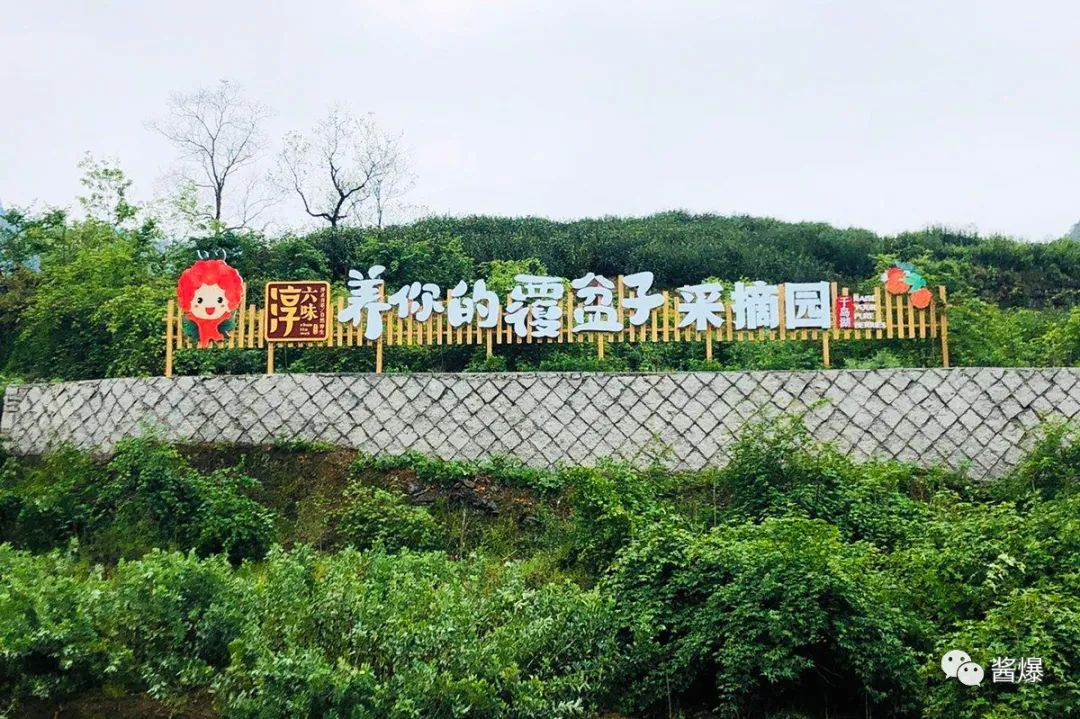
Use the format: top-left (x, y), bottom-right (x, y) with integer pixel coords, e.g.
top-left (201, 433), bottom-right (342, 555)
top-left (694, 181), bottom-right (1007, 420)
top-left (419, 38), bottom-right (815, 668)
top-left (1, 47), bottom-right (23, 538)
top-left (6, 221), bottom-right (165, 380)
top-left (77, 154), bottom-right (139, 227)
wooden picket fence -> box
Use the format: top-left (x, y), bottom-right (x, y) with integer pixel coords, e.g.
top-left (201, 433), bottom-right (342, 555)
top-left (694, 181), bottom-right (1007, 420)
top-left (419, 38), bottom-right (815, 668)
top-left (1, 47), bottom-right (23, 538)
top-left (164, 281), bottom-right (949, 376)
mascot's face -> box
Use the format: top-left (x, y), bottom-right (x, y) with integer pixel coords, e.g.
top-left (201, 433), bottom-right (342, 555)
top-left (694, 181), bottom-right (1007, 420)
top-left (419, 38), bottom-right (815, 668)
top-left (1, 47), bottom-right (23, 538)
top-left (189, 282), bottom-right (231, 319)
top-left (177, 258), bottom-right (245, 347)
top-left (177, 259), bottom-right (245, 323)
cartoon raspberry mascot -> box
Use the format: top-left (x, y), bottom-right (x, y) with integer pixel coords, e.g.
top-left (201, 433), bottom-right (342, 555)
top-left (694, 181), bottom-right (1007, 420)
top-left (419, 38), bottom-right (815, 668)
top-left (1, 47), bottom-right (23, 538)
top-left (177, 258), bottom-right (246, 347)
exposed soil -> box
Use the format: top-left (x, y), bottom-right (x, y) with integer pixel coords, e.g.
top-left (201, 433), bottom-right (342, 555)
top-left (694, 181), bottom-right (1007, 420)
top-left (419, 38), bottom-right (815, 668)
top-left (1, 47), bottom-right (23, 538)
top-left (178, 444), bottom-right (552, 550)
top-left (14, 692), bottom-right (216, 719)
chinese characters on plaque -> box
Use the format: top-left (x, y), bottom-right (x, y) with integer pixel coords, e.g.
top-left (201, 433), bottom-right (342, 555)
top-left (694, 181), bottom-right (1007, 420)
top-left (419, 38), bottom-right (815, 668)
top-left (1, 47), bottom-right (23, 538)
top-left (333, 268), bottom-right (871, 341)
top-left (835, 293), bottom-right (885, 330)
top-left (264, 281), bottom-right (331, 342)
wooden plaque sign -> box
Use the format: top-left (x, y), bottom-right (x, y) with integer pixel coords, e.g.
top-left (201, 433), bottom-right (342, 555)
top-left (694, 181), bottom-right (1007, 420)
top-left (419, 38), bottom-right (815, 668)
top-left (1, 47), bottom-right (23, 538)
top-left (264, 281), bottom-right (331, 342)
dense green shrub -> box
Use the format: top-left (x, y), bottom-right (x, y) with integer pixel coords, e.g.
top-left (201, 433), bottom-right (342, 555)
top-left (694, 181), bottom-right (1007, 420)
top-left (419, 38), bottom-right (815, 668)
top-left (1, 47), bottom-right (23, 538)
top-left (0, 446), bottom-right (103, 551)
top-left (0, 437), bottom-right (276, 563)
top-left (714, 414), bottom-right (849, 521)
top-left (713, 415), bottom-right (930, 548)
top-left (356, 449), bottom-right (476, 487)
top-left (478, 454), bottom-right (562, 493)
top-left (5, 220), bottom-right (166, 381)
top-left (0, 546), bottom-right (116, 702)
top-left (0, 545), bottom-right (619, 717)
top-left (1000, 420), bottom-right (1080, 499)
top-left (190, 468), bottom-right (278, 563)
top-left (564, 460), bottom-right (660, 572)
top-left (924, 579), bottom-right (1080, 719)
top-left (334, 483), bottom-right (440, 551)
top-left (220, 548), bottom-right (618, 718)
top-left (605, 516), bottom-right (922, 717)
top-left (102, 438), bottom-right (276, 563)
top-left (886, 490), bottom-right (1080, 630)
top-left (110, 550), bottom-right (247, 697)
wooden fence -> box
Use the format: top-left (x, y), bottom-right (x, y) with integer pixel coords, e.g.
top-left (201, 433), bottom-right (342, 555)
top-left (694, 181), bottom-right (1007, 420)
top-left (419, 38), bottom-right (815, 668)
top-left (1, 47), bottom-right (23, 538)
top-left (164, 282), bottom-right (949, 376)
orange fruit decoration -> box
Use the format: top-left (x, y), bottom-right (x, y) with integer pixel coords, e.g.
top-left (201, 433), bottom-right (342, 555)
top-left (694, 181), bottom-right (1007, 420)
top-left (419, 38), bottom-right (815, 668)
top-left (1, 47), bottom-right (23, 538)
top-left (885, 273), bottom-right (911, 295)
top-left (910, 287), bottom-right (932, 309)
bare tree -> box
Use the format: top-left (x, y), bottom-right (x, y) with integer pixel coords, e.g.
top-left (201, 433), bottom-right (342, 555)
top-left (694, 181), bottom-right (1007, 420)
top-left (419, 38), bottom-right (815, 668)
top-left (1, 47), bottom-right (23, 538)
top-left (370, 158), bottom-right (416, 229)
top-left (278, 109), bottom-right (410, 230)
top-left (150, 80), bottom-right (274, 233)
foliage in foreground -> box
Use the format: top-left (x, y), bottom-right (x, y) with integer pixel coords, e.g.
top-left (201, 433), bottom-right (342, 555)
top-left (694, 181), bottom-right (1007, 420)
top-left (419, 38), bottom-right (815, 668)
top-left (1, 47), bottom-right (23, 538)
top-left (0, 437), bottom-right (276, 564)
top-left (0, 546), bottom-right (615, 718)
top-left (1, 419), bottom-right (1079, 717)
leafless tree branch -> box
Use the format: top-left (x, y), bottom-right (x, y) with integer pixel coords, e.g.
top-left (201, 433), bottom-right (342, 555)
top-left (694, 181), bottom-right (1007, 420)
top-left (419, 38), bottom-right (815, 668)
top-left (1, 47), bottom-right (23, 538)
top-left (150, 80), bottom-right (275, 233)
top-left (275, 108), bottom-right (412, 230)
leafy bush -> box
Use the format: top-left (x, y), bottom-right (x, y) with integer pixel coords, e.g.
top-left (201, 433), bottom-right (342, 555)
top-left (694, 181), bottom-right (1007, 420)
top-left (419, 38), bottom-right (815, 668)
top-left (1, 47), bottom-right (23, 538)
top-left (1001, 420), bottom-right (1080, 499)
top-left (219, 547), bottom-right (618, 719)
top-left (537, 350), bottom-right (629, 372)
top-left (0, 545), bottom-right (619, 717)
top-left (103, 437), bottom-right (205, 544)
top-left (191, 469), bottom-right (277, 563)
top-left (714, 415), bottom-right (931, 548)
top-left (924, 580), bottom-right (1080, 719)
top-left (110, 550), bottom-right (247, 697)
top-left (715, 414), bottom-right (848, 521)
top-left (886, 490), bottom-right (1080, 630)
top-left (0, 545), bottom-right (116, 702)
top-left (842, 348), bottom-right (906, 369)
top-left (102, 437), bottom-right (276, 562)
top-left (565, 460), bottom-right (659, 571)
top-left (334, 483), bottom-right (440, 551)
top-left (465, 353), bottom-right (509, 372)
top-left (605, 517), bottom-right (922, 717)
top-left (357, 449), bottom-right (477, 486)
top-left (3, 429), bottom-right (1080, 717)
top-left (0, 437), bottom-right (275, 563)
top-left (478, 454), bottom-right (562, 493)
top-left (0, 445), bottom-right (103, 551)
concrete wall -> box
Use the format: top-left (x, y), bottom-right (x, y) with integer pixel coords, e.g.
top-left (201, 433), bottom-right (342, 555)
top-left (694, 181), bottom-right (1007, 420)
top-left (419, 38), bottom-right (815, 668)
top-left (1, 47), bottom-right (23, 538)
top-left (3, 368), bottom-right (1078, 478)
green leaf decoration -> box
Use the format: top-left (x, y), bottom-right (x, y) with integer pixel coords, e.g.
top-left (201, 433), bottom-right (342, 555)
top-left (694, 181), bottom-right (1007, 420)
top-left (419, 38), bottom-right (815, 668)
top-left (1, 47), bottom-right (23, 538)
top-left (907, 274), bottom-right (927, 291)
top-left (182, 317), bottom-right (199, 341)
top-left (182, 316), bottom-right (234, 342)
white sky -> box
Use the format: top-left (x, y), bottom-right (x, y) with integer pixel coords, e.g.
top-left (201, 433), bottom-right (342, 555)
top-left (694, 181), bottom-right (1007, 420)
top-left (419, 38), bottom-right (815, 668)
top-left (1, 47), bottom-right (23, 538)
top-left (1, 0), bottom-right (1078, 240)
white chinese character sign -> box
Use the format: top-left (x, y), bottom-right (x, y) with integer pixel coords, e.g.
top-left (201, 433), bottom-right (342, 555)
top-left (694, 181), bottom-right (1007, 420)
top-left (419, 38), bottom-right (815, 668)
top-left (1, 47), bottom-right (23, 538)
top-left (338, 265), bottom-right (391, 341)
top-left (571, 273), bottom-right (620, 333)
top-left (164, 261), bottom-right (949, 376)
top-left (785, 282), bottom-right (832, 329)
top-left (506, 274), bottom-right (564, 338)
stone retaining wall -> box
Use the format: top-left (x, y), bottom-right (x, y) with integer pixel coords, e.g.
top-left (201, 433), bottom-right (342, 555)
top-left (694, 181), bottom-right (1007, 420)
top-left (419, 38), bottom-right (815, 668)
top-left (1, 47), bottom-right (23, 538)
top-left (3, 368), bottom-right (1077, 478)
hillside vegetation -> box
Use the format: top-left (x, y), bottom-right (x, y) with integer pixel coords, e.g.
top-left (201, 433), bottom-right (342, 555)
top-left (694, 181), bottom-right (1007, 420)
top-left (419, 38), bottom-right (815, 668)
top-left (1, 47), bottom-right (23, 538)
top-left (5, 205), bottom-right (1080, 382)
top-left (5, 188), bottom-right (1080, 718)
top-left (2, 420), bottom-right (1079, 718)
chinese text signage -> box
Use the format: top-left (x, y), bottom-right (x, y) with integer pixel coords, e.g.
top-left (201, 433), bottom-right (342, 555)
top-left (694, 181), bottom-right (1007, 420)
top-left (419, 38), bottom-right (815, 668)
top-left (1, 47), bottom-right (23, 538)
top-left (264, 281), bottom-right (331, 342)
top-left (336, 267), bottom-right (855, 340)
top-left (164, 263), bottom-right (949, 375)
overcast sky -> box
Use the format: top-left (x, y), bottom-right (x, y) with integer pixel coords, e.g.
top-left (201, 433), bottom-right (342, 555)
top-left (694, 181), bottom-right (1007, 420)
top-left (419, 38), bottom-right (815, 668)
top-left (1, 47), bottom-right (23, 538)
top-left (2, 1), bottom-right (1078, 240)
